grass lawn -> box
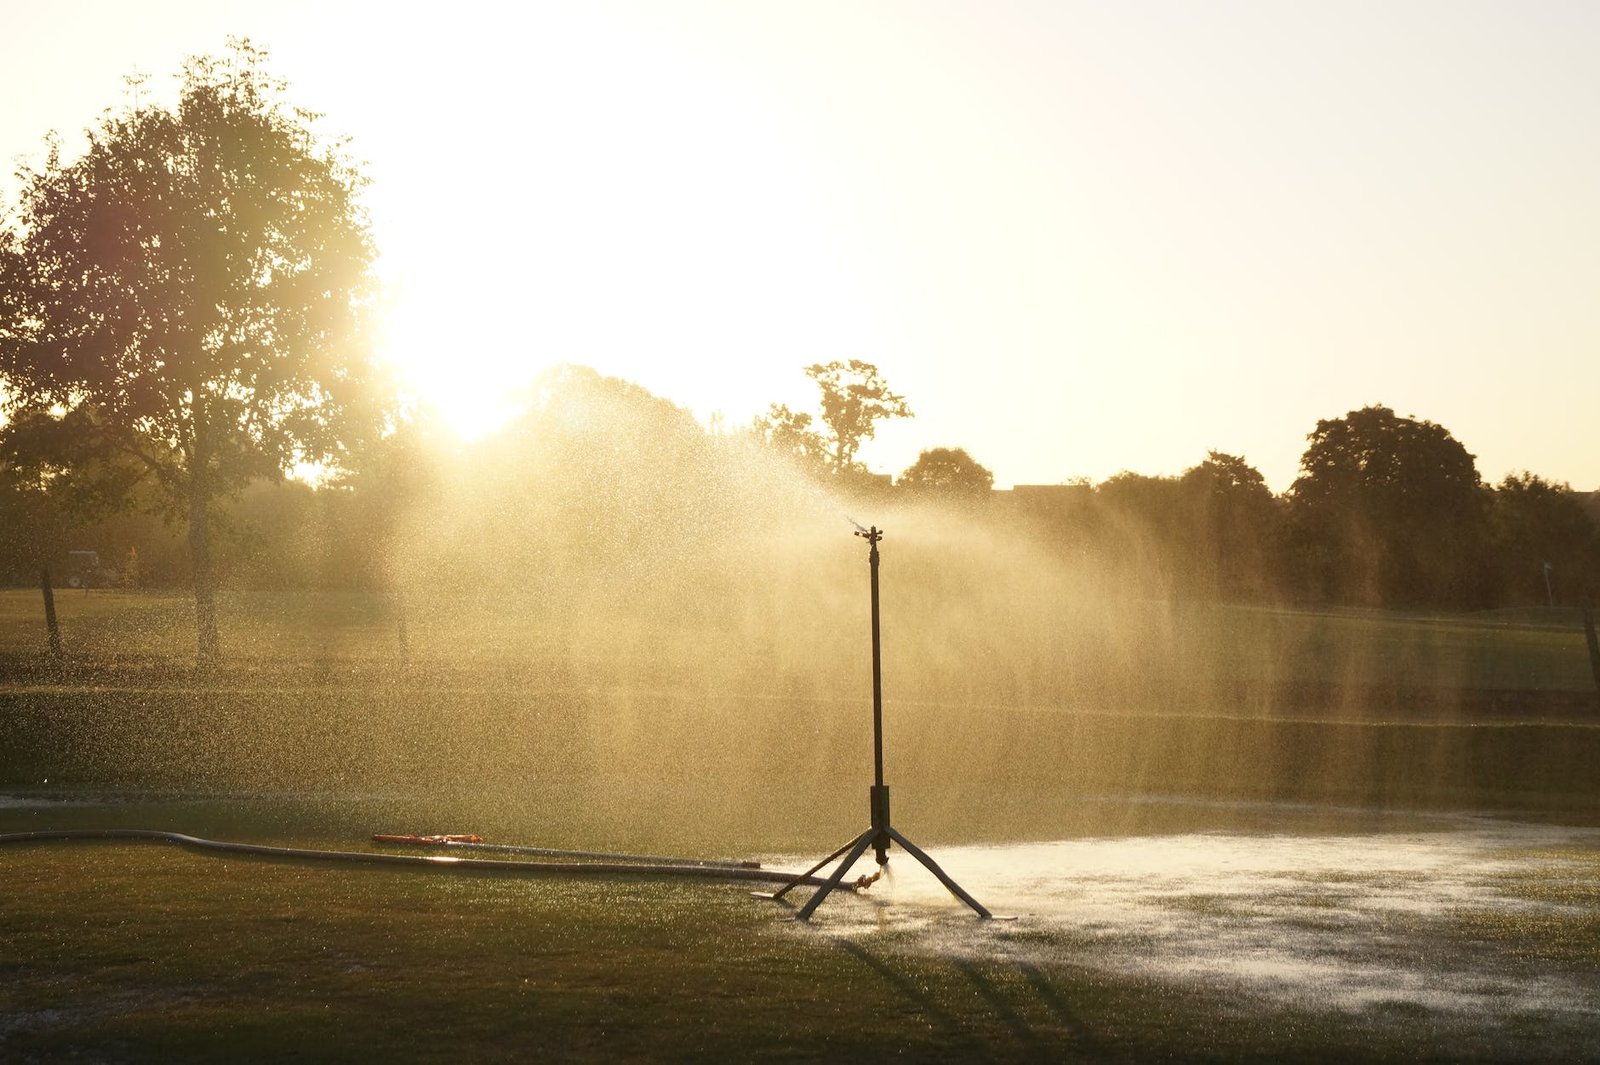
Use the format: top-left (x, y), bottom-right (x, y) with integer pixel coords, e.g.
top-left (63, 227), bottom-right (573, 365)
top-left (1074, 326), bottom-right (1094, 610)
top-left (3, 589), bottom-right (1599, 1060)
top-left (0, 838), bottom-right (1203, 1064)
top-left (6, 829), bottom-right (1593, 1064)
top-left (5, 586), bottom-right (1599, 699)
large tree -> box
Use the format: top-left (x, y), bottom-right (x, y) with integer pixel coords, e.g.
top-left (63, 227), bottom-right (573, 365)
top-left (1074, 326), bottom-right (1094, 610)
top-left (1092, 470), bottom-right (1187, 591)
top-left (1286, 405), bottom-right (1488, 606)
top-left (0, 40), bottom-right (382, 664)
top-left (1487, 472), bottom-right (1600, 605)
top-left (804, 359), bottom-right (911, 475)
top-left (898, 446), bottom-right (994, 500)
top-left (754, 360), bottom-right (911, 481)
top-left (1176, 451), bottom-right (1283, 600)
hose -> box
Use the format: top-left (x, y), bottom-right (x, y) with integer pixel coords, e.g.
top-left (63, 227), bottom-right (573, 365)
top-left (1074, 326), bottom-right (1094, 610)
top-left (370, 834), bottom-right (762, 869)
top-left (0, 828), bottom-right (834, 888)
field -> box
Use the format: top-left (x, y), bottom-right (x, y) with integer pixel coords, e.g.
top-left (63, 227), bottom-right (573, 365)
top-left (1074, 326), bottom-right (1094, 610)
top-left (3, 587), bottom-right (1600, 1061)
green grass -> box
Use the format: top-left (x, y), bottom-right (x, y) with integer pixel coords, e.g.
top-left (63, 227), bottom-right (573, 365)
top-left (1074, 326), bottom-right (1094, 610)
top-left (5, 586), bottom-right (1600, 825)
top-left (4, 589), bottom-right (1599, 1059)
top-left (2, 836), bottom-right (1581, 1064)
top-left (0, 841), bottom-right (1174, 1063)
top-left (5, 588), bottom-right (1598, 698)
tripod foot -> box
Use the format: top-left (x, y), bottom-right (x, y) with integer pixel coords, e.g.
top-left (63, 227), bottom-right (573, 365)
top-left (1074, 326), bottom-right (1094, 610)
top-left (795, 831), bottom-right (875, 921)
top-left (885, 826), bottom-right (993, 919)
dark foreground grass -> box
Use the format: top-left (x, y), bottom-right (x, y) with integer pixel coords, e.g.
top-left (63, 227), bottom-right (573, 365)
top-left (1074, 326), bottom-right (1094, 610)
top-left (0, 838), bottom-right (1565, 1065)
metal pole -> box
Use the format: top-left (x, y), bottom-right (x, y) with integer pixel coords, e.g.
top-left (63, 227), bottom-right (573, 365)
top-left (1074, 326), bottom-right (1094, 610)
top-left (869, 528), bottom-right (883, 789)
top-left (759, 519), bottom-right (999, 920)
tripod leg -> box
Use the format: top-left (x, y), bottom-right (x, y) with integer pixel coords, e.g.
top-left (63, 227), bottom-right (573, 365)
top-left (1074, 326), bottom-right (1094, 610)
top-left (759, 833), bottom-right (864, 903)
top-left (795, 830), bottom-right (875, 921)
top-left (885, 827), bottom-right (992, 919)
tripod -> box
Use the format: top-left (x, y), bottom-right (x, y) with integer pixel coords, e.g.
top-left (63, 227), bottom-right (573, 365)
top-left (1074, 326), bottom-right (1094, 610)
top-left (755, 525), bottom-right (993, 921)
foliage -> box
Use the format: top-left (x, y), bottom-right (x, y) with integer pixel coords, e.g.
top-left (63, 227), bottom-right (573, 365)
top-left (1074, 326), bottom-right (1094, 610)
top-left (0, 39), bottom-right (382, 662)
top-left (1487, 472), bottom-right (1600, 605)
top-left (1071, 454), bottom-right (1285, 602)
top-left (898, 446), bottom-right (994, 499)
top-left (1090, 470), bottom-right (1187, 591)
top-left (804, 359), bottom-right (912, 474)
top-left (1287, 405), bottom-right (1488, 607)
top-left (412, 364), bottom-right (730, 601)
top-left (750, 401), bottom-right (829, 479)
top-left (0, 452), bottom-right (61, 583)
top-left (1176, 451), bottom-right (1284, 600)
top-left (751, 359), bottom-right (911, 493)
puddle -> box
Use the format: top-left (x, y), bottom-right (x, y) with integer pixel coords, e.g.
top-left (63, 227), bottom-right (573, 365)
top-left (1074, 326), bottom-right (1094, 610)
top-left (766, 814), bottom-right (1600, 1023)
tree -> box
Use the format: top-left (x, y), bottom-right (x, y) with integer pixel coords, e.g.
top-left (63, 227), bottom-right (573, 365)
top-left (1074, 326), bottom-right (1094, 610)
top-left (751, 402), bottom-right (829, 479)
top-left (457, 364), bottom-right (718, 578)
top-left (898, 447), bottom-right (994, 500)
top-left (1092, 471), bottom-right (1187, 592)
top-left (804, 360), bottom-right (911, 475)
top-left (1286, 405), bottom-right (1488, 606)
top-left (0, 40), bottom-right (382, 664)
top-left (1487, 472), bottom-right (1600, 605)
top-left (0, 443), bottom-right (65, 583)
top-left (1176, 451), bottom-right (1283, 600)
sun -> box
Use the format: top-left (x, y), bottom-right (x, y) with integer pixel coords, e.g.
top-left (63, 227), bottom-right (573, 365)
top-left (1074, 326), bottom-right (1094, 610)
top-left (373, 259), bottom-right (549, 441)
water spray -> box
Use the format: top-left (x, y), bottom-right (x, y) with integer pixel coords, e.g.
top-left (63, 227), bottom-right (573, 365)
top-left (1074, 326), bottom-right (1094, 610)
top-left (754, 522), bottom-right (998, 920)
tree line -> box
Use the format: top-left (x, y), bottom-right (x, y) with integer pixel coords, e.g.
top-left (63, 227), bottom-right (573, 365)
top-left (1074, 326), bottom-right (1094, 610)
top-left (999, 413), bottom-right (1600, 611)
top-left (3, 42), bottom-right (1597, 667)
top-left (747, 354), bottom-right (1600, 612)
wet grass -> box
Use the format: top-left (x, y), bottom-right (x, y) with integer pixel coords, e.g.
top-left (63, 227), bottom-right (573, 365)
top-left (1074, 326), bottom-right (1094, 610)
top-left (4, 588), bottom-right (1600, 1060)
top-left (4, 588), bottom-right (1599, 703)
top-left (4, 836), bottom-right (1592, 1064)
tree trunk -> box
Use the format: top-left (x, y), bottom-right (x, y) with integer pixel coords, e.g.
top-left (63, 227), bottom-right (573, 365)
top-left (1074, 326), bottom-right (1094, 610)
top-left (189, 494), bottom-right (220, 667)
top-left (188, 441), bottom-right (220, 668)
top-left (40, 565), bottom-right (63, 665)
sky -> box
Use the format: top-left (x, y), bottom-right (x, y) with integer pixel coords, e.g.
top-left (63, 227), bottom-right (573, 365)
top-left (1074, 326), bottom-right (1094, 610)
top-left (3, 0), bottom-right (1599, 490)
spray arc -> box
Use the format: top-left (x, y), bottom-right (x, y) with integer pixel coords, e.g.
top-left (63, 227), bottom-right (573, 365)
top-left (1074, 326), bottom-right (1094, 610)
top-left (756, 523), bottom-right (995, 920)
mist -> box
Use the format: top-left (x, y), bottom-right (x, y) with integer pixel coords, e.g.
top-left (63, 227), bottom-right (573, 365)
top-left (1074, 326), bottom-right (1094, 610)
top-left (8, 365), bottom-right (1597, 859)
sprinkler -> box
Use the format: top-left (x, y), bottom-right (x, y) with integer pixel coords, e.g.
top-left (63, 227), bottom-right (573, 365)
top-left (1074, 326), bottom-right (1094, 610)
top-left (755, 523), bottom-right (996, 920)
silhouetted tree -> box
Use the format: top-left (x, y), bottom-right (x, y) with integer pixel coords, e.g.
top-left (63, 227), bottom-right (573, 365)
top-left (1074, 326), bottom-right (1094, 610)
top-left (1092, 471), bottom-right (1187, 593)
top-left (805, 360), bottom-right (912, 475)
top-left (0, 40), bottom-right (383, 664)
top-left (898, 447), bottom-right (994, 500)
top-left (1487, 472), bottom-right (1600, 605)
top-left (751, 402), bottom-right (829, 479)
top-left (457, 364), bottom-right (718, 584)
top-left (0, 452), bottom-right (62, 585)
top-left (0, 406), bottom-right (151, 524)
top-left (1286, 405), bottom-right (1488, 606)
top-left (1176, 451), bottom-right (1283, 600)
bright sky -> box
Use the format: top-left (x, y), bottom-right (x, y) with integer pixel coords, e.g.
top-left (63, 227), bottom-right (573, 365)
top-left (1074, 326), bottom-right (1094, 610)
top-left (4, 1), bottom-right (1599, 490)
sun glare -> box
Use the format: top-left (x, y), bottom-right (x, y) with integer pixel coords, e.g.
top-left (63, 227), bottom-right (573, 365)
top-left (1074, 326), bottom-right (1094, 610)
top-left (378, 296), bottom-right (534, 442)
top-left (352, 4), bottom-right (875, 451)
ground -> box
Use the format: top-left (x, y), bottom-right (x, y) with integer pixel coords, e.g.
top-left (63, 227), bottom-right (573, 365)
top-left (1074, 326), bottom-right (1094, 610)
top-left (2, 589), bottom-right (1599, 1061)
